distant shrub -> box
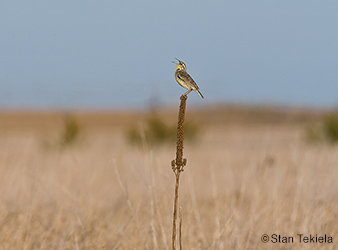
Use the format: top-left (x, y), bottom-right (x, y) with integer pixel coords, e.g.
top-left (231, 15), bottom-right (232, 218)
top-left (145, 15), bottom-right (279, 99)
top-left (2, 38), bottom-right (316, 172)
top-left (126, 115), bottom-right (199, 146)
top-left (305, 113), bottom-right (338, 145)
top-left (323, 114), bottom-right (338, 144)
top-left (59, 116), bottom-right (81, 147)
top-left (41, 115), bottom-right (82, 149)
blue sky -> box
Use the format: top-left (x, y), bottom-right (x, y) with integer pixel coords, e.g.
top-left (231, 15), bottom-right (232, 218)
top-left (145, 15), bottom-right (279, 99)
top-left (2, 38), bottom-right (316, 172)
top-left (0, 1), bottom-right (337, 109)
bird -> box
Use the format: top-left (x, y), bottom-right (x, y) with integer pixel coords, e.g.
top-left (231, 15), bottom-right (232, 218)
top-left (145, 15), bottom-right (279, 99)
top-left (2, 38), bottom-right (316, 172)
top-left (173, 58), bottom-right (204, 99)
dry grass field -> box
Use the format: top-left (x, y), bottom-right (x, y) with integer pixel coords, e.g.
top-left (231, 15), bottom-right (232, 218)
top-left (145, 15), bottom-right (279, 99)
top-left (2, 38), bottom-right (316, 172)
top-left (0, 106), bottom-right (337, 250)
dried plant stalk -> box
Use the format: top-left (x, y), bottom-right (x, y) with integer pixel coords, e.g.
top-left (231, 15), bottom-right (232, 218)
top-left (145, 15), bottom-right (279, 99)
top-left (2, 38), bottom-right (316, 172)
top-left (179, 206), bottom-right (183, 250)
top-left (171, 94), bottom-right (188, 250)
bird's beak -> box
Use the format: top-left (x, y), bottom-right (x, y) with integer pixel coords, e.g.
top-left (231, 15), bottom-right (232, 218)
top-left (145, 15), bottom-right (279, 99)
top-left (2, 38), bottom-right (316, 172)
top-left (173, 58), bottom-right (180, 64)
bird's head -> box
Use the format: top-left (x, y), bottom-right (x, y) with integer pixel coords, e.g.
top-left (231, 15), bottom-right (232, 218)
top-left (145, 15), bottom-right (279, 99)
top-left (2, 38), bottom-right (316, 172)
top-left (172, 58), bottom-right (186, 71)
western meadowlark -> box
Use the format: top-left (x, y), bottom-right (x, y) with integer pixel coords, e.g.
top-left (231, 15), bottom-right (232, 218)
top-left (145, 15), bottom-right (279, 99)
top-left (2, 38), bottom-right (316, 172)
top-left (173, 58), bottom-right (204, 99)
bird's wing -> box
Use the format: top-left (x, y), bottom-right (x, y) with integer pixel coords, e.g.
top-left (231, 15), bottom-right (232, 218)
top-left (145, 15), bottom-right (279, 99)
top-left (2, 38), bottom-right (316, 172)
top-left (179, 71), bottom-right (200, 90)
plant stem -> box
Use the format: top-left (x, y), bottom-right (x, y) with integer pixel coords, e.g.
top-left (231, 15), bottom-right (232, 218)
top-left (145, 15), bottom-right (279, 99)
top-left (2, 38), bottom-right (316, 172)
top-left (172, 170), bottom-right (181, 250)
top-left (172, 94), bottom-right (188, 250)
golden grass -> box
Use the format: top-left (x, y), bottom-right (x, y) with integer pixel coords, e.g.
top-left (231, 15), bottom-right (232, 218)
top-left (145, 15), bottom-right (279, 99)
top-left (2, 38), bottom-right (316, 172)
top-left (0, 108), bottom-right (337, 249)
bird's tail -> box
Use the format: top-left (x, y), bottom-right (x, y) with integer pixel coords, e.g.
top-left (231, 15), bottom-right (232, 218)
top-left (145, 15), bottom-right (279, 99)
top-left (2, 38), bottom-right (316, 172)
top-left (196, 89), bottom-right (204, 99)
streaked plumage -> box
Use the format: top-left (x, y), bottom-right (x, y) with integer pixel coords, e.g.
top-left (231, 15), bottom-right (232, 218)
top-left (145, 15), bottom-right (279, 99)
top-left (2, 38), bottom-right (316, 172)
top-left (173, 58), bottom-right (204, 99)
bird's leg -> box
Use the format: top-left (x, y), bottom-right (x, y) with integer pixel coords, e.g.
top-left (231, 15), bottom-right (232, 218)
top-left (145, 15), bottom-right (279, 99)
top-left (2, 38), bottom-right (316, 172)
top-left (183, 89), bottom-right (192, 96)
